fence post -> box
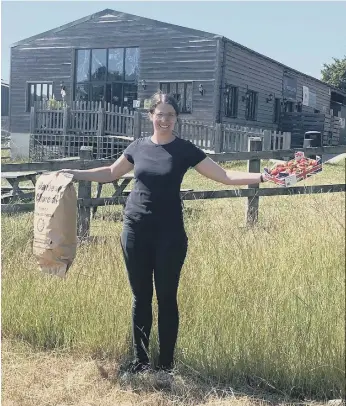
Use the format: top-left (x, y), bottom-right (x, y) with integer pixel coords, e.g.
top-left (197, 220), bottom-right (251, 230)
top-left (262, 130), bottom-right (271, 151)
top-left (96, 107), bottom-right (105, 159)
top-left (214, 123), bottom-right (223, 153)
top-left (30, 106), bottom-right (36, 134)
top-left (97, 107), bottom-right (105, 137)
top-left (283, 132), bottom-right (291, 150)
top-left (134, 111), bottom-right (142, 139)
top-left (77, 146), bottom-right (93, 240)
top-left (62, 106), bottom-right (69, 156)
top-left (245, 137), bottom-right (262, 226)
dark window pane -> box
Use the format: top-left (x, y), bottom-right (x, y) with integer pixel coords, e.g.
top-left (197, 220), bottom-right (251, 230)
top-left (106, 84), bottom-right (111, 104)
top-left (245, 91), bottom-right (257, 120)
top-left (76, 50), bottom-right (90, 82)
top-left (76, 83), bottom-right (89, 101)
top-left (177, 82), bottom-right (184, 112)
top-left (48, 84), bottom-right (53, 99)
top-left (170, 83), bottom-right (178, 96)
top-left (160, 83), bottom-right (169, 93)
top-left (91, 85), bottom-right (105, 102)
top-left (125, 48), bottom-right (139, 82)
top-left (108, 48), bottom-right (124, 81)
top-left (225, 86), bottom-right (238, 118)
top-left (111, 83), bottom-right (123, 105)
top-left (42, 84), bottom-right (48, 101)
top-left (124, 83), bottom-right (138, 109)
top-left (36, 84), bottom-right (42, 100)
top-left (159, 82), bottom-right (192, 113)
top-left (30, 84), bottom-right (35, 106)
top-left (91, 49), bottom-right (107, 81)
top-left (286, 101), bottom-right (294, 113)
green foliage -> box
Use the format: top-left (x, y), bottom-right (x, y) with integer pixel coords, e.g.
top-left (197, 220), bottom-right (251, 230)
top-left (321, 56), bottom-right (346, 92)
top-left (47, 98), bottom-right (65, 110)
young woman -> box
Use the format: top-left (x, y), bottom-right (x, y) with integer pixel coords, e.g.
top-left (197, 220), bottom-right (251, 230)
top-left (60, 92), bottom-right (266, 374)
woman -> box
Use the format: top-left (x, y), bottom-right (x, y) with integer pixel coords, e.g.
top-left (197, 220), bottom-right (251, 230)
top-left (60, 92), bottom-right (266, 374)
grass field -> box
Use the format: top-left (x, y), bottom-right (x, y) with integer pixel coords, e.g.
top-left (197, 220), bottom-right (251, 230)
top-left (1, 159), bottom-right (345, 406)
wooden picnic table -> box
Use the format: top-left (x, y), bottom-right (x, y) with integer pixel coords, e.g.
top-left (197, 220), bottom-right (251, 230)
top-left (1, 171), bottom-right (40, 202)
top-left (93, 173), bottom-right (135, 216)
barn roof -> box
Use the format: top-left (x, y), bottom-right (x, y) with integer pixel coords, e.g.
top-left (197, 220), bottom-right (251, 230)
top-left (10, 8), bottom-right (346, 97)
top-left (11, 8), bottom-right (218, 48)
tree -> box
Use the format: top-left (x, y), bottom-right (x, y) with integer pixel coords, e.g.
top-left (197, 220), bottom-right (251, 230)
top-left (321, 56), bottom-right (346, 92)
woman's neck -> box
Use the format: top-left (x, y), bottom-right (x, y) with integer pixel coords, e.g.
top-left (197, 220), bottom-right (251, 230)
top-left (151, 132), bottom-right (176, 145)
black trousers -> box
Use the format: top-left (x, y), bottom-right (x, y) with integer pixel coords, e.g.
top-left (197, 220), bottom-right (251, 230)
top-left (120, 221), bottom-right (188, 368)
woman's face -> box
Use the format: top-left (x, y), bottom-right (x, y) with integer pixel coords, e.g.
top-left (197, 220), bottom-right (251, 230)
top-left (150, 103), bottom-right (177, 136)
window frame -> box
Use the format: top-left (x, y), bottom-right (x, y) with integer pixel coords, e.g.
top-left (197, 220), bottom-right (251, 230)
top-left (26, 81), bottom-right (54, 112)
top-left (245, 90), bottom-right (258, 121)
top-left (74, 47), bottom-right (139, 106)
top-left (159, 81), bottom-right (193, 114)
top-left (224, 85), bottom-right (238, 118)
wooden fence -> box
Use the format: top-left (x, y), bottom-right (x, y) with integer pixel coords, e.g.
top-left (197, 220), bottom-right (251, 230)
top-left (29, 101), bottom-right (291, 161)
top-left (2, 144), bottom-right (345, 238)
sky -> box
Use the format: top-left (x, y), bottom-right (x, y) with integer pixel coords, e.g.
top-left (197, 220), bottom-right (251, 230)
top-left (1, 1), bottom-right (346, 83)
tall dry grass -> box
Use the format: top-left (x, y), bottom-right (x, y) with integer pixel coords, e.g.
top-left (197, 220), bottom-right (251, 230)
top-left (1, 160), bottom-right (345, 400)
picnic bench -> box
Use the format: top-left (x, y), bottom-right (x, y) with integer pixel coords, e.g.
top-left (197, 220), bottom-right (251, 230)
top-left (92, 173), bottom-right (135, 216)
top-left (1, 171), bottom-right (40, 203)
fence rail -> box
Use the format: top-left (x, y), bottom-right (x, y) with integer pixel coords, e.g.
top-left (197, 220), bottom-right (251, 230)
top-left (2, 143), bottom-right (345, 237)
top-left (29, 102), bottom-right (292, 160)
top-left (5, 145), bottom-right (345, 173)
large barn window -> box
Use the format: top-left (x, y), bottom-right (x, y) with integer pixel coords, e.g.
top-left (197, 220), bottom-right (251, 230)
top-left (224, 85), bottom-right (238, 118)
top-left (159, 82), bottom-right (192, 113)
top-left (91, 49), bottom-right (107, 81)
top-left (108, 49), bottom-right (124, 81)
top-left (27, 82), bottom-right (53, 111)
top-left (75, 47), bottom-right (139, 109)
top-left (245, 90), bottom-right (258, 121)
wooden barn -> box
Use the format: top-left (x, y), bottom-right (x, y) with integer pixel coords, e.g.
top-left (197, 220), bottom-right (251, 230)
top-left (1, 80), bottom-right (9, 117)
top-left (8, 8), bottom-right (346, 156)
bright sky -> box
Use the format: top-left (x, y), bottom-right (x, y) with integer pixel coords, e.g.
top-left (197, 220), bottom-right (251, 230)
top-left (1, 1), bottom-right (346, 83)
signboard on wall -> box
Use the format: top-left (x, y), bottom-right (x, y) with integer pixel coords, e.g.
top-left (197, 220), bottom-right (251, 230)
top-left (283, 76), bottom-right (297, 100)
top-left (143, 99), bottom-right (151, 110)
top-left (133, 100), bottom-right (140, 108)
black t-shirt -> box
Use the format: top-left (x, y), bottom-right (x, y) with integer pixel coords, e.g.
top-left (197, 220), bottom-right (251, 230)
top-left (123, 136), bottom-right (207, 228)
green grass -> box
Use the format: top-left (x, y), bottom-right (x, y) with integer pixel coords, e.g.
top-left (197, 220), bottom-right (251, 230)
top-left (1, 160), bottom-right (345, 400)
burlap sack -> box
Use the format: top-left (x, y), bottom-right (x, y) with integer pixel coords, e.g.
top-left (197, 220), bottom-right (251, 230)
top-left (33, 172), bottom-right (77, 278)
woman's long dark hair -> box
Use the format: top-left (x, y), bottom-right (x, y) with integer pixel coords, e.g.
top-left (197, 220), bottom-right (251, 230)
top-left (148, 91), bottom-right (180, 116)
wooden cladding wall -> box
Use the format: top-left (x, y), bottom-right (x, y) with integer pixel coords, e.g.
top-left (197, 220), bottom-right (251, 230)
top-left (10, 47), bottom-right (73, 133)
top-left (218, 39), bottom-right (332, 129)
top-left (220, 41), bottom-right (284, 129)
